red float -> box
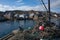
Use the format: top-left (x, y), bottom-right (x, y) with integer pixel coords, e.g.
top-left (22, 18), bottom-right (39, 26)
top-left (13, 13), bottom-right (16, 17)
top-left (39, 26), bottom-right (44, 31)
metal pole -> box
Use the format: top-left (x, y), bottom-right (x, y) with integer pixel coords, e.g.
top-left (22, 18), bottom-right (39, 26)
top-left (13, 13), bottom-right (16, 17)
top-left (48, 0), bottom-right (51, 23)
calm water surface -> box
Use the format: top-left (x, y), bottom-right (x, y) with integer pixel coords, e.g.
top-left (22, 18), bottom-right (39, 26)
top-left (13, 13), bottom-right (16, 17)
top-left (0, 20), bottom-right (36, 38)
top-left (0, 18), bottom-right (60, 38)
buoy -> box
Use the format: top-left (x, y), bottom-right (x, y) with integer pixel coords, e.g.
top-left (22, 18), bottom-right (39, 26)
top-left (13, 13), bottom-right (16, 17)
top-left (28, 27), bottom-right (31, 29)
top-left (39, 26), bottom-right (44, 31)
top-left (40, 39), bottom-right (43, 40)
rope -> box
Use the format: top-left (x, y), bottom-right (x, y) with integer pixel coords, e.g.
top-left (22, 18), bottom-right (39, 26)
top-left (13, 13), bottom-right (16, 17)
top-left (40, 0), bottom-right (48, 11)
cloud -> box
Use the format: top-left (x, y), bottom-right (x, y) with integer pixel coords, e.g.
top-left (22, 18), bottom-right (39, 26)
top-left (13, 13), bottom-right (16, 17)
top-left (51, 0), bottom-right (60, 8)
top-left (0, 4), bottom-right (14, 11)
top-left (0, 4), bottom-right (45, 11)
top-left (0, 0), bottom-right (60, 13)
top-left (41, 0), bottom-right (60, 12)
top-left (14, 5), bottom-right (45, 11)
top-left (16, 0), bottom-right (24, 5)
top-left (20, 3), bottom-right (24, 4)
top-left (16, 0), bottom-right (23, 3)
top-left (50, 0), bottom-right (60, 13)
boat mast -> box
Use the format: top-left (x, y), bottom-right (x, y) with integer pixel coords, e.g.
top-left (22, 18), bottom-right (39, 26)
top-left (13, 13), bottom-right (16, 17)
top-left (48, 0), bottom-right (51, 23)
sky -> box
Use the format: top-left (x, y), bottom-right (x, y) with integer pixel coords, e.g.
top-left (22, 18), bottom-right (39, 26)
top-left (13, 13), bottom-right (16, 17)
top-left (0, 0), bottom-right (60, 13)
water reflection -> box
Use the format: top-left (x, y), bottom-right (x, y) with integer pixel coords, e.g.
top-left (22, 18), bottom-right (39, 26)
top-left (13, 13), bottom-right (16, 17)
top-left (51, 18), bottom-right (60, 28)
top-left (0, 20), bottom-right (36, 38)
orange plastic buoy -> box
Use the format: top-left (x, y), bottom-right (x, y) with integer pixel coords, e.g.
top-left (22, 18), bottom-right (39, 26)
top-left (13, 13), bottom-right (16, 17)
top-left (39, 26), bottom-right (44, 31)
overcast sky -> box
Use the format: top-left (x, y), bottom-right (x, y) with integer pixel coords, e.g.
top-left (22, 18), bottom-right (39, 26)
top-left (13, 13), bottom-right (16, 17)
top-left (0, 0), bottom-right (60, 13)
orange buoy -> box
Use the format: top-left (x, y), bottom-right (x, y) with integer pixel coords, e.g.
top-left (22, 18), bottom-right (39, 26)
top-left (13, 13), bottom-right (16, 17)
top-left (39, 26), bottom-right (44, 31)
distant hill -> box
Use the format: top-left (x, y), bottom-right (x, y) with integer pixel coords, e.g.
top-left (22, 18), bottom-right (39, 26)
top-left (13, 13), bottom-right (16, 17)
top-left (0, 10), bottom-right (60, 14)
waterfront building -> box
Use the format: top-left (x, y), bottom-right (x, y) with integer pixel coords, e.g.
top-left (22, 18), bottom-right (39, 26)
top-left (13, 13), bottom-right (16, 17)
top-left (29, 13), bottom-right (34, 19)
top-left (14, 14), bottom-right (19, 18)
top-left (14, 13), bottom-right (25, 19)
top-left (4, 11), bottom-right (15, 20)
top-left (24, 12), bottom-right (29, 19)
top-left (19, 14), bottom-right (24, 18)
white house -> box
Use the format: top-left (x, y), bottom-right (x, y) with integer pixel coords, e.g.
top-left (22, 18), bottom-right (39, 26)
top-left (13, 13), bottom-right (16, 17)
top-left (29, 13), bottom-right (34, 18)
top-left (19, 14), bottom-right (24, 18)
top-left (54, 14), bottom-right (58, 17)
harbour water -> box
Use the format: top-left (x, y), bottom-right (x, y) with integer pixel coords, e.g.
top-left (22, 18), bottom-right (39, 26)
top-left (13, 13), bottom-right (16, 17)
top-left (51, 18), bottom-right (60, 27)
top-left (0, 20), bottom-right (36, 38)
top-left (0, 18), bottom-right (60, 38)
